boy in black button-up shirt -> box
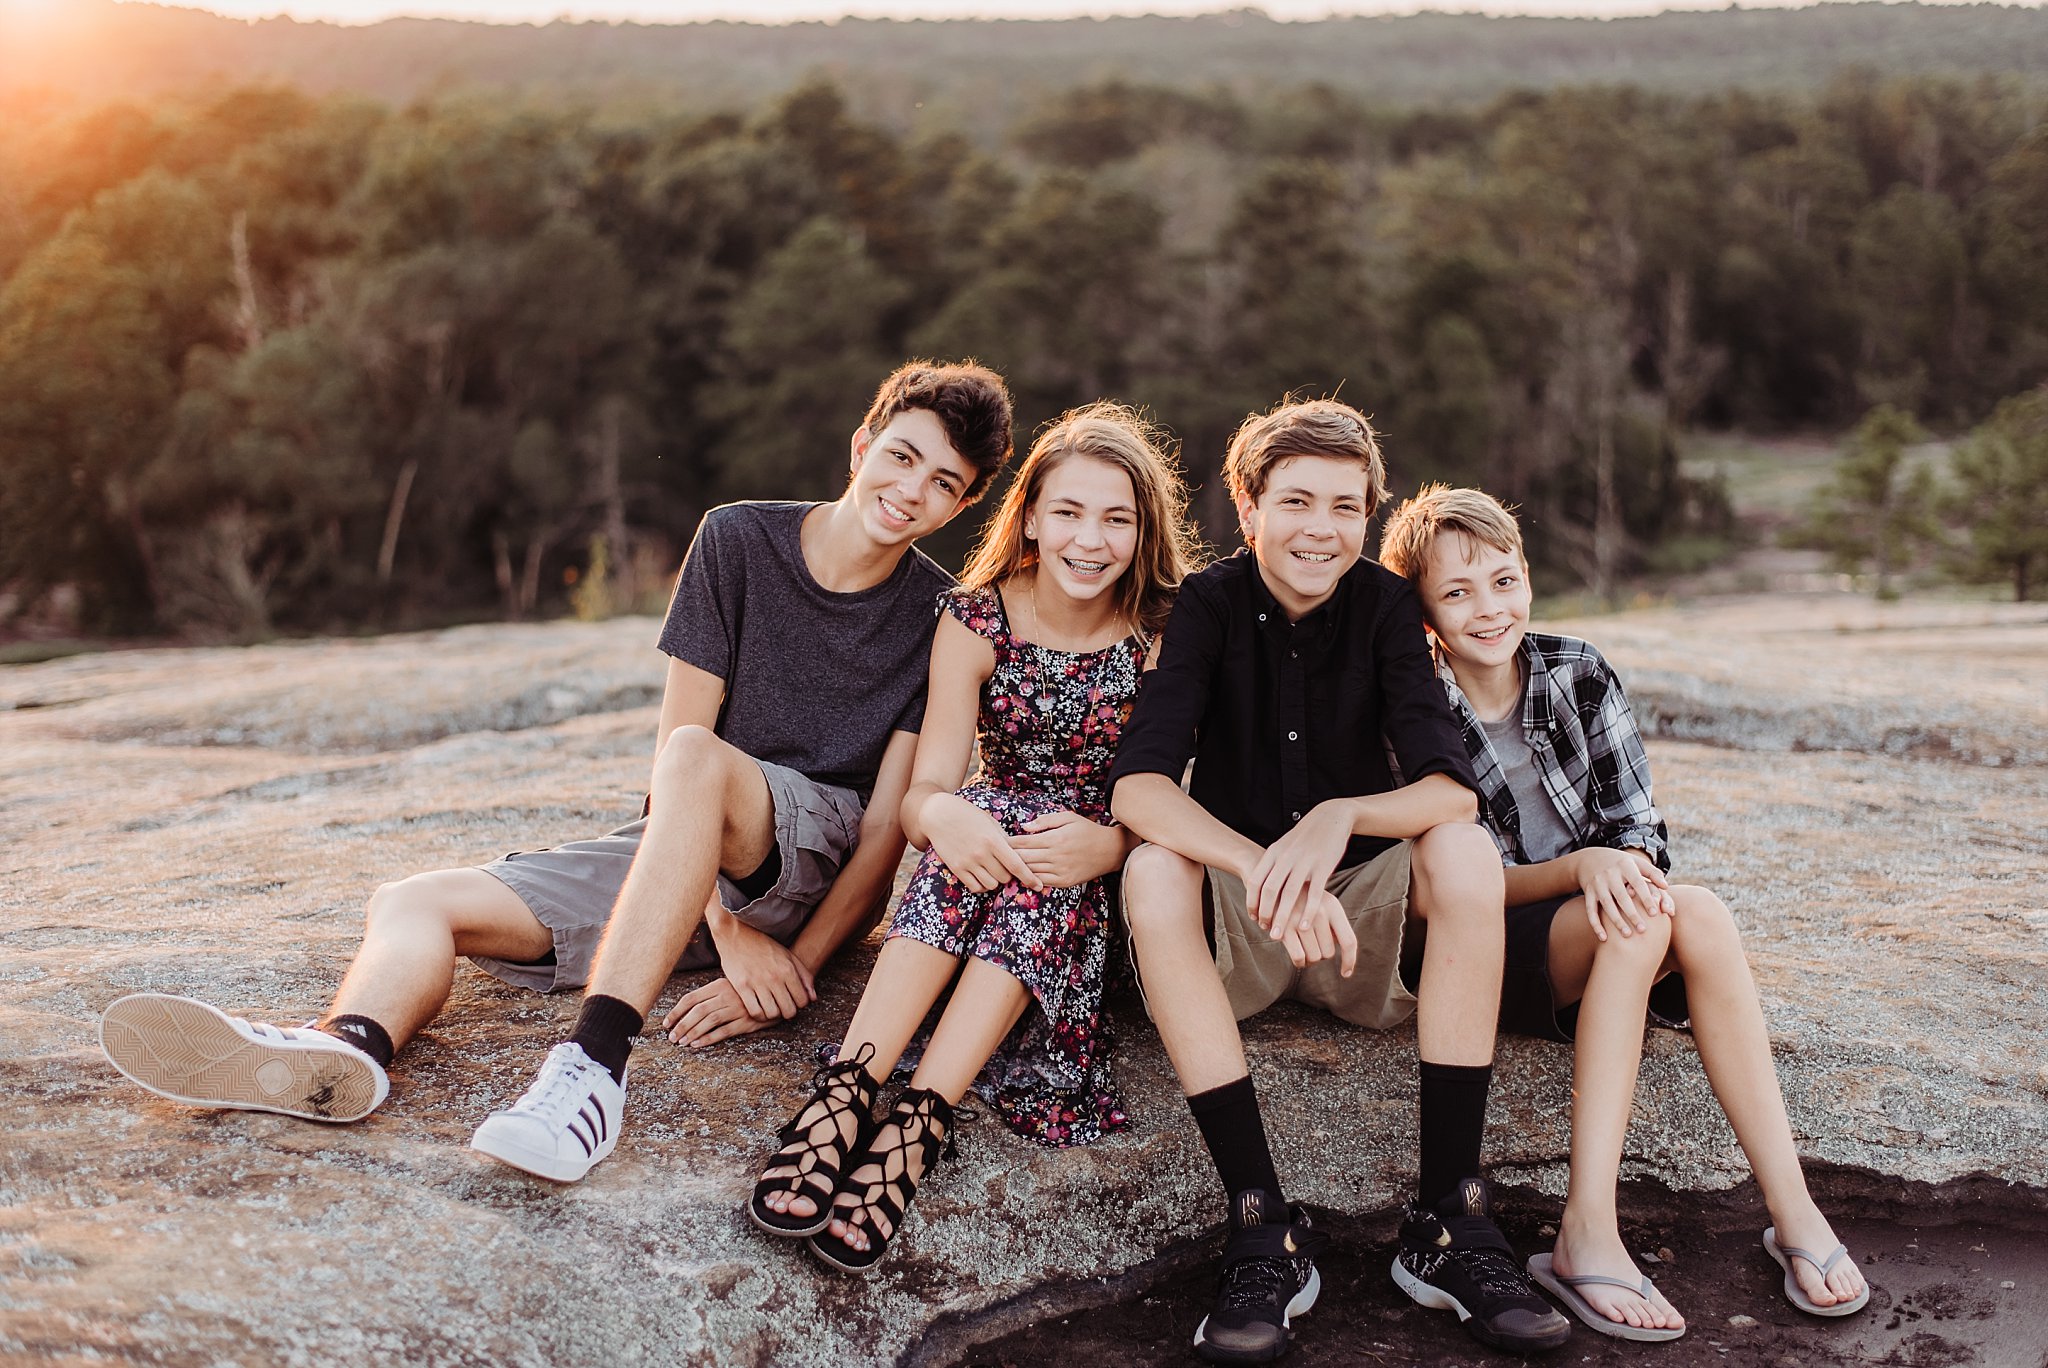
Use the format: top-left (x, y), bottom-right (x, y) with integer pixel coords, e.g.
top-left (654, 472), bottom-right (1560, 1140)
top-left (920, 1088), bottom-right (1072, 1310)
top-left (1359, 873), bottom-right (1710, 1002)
top-left (1109, 400), bottom-right (1570, 1361)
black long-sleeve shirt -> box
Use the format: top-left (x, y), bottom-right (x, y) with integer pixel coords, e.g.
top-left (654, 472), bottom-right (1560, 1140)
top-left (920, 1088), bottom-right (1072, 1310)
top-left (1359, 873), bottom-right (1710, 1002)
top-left (1109, 550), bottom-right (1479, 868)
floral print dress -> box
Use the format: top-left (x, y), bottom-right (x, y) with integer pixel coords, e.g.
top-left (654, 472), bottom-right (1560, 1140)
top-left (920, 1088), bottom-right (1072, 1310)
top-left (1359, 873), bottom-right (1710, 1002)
top-left (887, 583), bottom-right (1146, 1148)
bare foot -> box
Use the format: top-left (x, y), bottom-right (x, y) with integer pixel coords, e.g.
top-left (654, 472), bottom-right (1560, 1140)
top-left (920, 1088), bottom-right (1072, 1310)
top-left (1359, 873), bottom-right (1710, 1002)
top-left (1772, 1204), bottom-right (1868, 1308)
top-left (1552, 1223), bottom-right (1687, 1332)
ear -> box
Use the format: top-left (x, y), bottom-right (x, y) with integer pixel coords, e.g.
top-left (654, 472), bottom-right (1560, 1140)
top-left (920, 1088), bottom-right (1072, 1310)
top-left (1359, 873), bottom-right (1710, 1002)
top-left (1233, 488), bottom-right (1258, 544)
top-left (849, 424), bottom-right (873, 475)
top-left (1023, 513), bottom-right (1037, 541)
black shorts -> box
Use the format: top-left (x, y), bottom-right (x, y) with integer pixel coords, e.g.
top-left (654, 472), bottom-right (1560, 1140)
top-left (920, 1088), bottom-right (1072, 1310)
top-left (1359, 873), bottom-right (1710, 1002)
top-left (1498, 895), bottom-right (1691, 1044)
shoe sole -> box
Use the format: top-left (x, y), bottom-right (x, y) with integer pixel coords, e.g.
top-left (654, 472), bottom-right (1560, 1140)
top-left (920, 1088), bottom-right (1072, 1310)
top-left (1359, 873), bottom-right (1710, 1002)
top-left (748, 1198), bottom-right (834, 1240)
top-left (470, 1121), bottom-right (617, 1183)
top-left (1526, 1253), bottom-right (1686, 1342)
top-left (99, 993), bottom-right (381, 1123)
top-left (1763, 1228), bottom-right (1872, 1317)
top-left (1391, 1255), bottom-right (1574, 1353)
top-left (806, 1227), bottom-right (886, 1276)
top-left (1191, 1265), bottom-right (1322, 1363)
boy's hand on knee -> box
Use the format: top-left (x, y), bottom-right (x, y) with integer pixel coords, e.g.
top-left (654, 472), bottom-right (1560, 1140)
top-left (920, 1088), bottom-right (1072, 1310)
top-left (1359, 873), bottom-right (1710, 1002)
top-left (1625, 850), bottom-right (1676, 916)
top-left (1574, 848), bottom-right (1668, 941)
top-left (1244, 801), bottom-right (1351, 945)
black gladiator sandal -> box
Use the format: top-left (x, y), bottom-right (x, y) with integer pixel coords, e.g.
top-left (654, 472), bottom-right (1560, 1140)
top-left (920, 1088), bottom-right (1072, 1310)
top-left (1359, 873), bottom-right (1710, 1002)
top-left (806, 1086), bottom-right (968, 1275)
top-left (748, 1043), bottom-right (880, 1238)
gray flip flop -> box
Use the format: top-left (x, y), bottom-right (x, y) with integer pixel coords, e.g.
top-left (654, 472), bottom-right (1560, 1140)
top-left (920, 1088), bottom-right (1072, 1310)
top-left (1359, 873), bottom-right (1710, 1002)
top-left (1527, 1252), bottom-right (1686, 1342)
top-left (1763, 1226), bottom-right (1871, 1316)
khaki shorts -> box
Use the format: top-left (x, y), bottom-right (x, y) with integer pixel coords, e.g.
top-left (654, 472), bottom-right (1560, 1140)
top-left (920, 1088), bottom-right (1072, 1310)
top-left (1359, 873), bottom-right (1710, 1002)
top-left (1125, 840), bottom-right (1419, 1030)
top-left (469, 757), bottom-right (863, 993)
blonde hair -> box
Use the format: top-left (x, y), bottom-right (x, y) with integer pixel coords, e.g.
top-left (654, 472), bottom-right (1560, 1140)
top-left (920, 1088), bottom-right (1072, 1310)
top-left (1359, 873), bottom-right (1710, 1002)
top-left (959, 401), bottom-right (1200, 639)
top-left (1222, 397), bottom-right (1388, 516)
top-left (1378, 482), bottom-right (1526, 582)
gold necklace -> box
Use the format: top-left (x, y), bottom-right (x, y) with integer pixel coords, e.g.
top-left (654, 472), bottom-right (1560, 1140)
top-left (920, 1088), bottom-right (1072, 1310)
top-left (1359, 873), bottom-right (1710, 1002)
top-left (1021, 574), bottom-right (1124, 652)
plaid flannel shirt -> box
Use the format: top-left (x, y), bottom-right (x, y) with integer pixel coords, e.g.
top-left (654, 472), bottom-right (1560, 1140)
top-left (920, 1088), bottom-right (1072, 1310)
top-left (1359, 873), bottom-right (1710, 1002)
top-left (1436, 632), bottom-right (1670, 872)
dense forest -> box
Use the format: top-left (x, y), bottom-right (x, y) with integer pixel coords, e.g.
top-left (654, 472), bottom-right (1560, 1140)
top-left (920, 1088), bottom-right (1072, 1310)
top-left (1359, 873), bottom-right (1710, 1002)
top-left (3, 9), bottom-right (2047, 637)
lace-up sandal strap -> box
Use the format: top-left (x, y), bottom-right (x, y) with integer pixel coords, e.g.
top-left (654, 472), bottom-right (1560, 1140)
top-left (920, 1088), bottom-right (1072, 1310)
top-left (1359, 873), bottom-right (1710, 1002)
top-left (748, 1052), bottom-right (880, 1238)
top-left (1222, 1217), bottom-right (1327, 1266)
top-left (806, 1087), bottom-right (958, 1275)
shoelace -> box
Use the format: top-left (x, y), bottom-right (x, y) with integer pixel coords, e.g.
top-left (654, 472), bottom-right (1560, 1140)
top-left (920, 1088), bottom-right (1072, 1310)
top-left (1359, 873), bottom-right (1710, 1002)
top-left (513, 1046), bottom-right (602, 1124)
top-left (1448, 1244), bottom-right (1534, 1301)
top-left (1217, 1255), bottom-right (1296, 1312)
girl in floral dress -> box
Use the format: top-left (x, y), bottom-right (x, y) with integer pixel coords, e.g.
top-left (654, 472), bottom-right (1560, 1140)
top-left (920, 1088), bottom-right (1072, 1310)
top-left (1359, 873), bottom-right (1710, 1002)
top-left (749, 401), bottom-right (1200, 1272)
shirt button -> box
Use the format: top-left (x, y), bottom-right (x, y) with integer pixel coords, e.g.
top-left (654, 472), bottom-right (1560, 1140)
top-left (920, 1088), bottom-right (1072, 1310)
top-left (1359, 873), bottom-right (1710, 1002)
top-left (1291, 811), bottom-right (1302, 821)
top-left (1257, 613), bottom-right (1266, 622)
top-left (1290, 650), bottom-right (1298, 659)
top-left (1287, 731), bottom-right (1298, 741)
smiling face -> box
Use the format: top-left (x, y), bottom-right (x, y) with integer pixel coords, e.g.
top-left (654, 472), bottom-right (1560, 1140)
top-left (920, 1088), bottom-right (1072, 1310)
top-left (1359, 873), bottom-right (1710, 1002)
top-left (1024, 454), bottom-right (1140, 608)
top-left (1235, 454), bottom-right (1370, 620)
top-left (1416, 529), bottom-right (1531, 675)
top-left (847, 408), bottom-right (974, 547)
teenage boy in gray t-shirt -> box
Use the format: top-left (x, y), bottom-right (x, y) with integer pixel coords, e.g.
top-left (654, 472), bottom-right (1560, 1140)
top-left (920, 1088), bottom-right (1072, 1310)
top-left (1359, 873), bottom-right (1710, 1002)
top-left (101, 362), bottom-right (1015, 1183)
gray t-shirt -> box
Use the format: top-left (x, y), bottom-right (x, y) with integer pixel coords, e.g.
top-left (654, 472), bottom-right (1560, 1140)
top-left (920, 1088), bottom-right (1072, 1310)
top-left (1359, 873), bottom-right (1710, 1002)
top-left (1479, 705), bottom-right (1579, 866)
top-left (658, 501), bottom-right (951, 798)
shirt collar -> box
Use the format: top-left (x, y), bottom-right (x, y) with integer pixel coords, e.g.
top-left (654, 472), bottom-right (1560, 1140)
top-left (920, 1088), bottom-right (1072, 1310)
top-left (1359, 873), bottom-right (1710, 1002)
top-left (1244, 549), bottom-right (1348, 636)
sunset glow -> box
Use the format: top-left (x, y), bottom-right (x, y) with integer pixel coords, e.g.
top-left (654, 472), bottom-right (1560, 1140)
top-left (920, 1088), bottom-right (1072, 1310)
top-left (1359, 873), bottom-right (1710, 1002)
top-left (114, 0), bottom-right (2026, 26)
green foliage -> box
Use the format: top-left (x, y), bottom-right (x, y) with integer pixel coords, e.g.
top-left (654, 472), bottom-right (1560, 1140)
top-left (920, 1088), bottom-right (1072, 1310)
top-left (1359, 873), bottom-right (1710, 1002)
top-left (1799, 405), bottom-right (1943, 599)
top-left (1943, 390), bottom-right (2048, 600)
top-left (3, 59), bottom-right (2046, 635)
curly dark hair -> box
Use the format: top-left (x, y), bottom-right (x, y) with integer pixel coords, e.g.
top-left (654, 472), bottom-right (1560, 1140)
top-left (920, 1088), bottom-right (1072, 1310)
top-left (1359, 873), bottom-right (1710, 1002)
top-left (862, 360), bottom-right (1015, 500)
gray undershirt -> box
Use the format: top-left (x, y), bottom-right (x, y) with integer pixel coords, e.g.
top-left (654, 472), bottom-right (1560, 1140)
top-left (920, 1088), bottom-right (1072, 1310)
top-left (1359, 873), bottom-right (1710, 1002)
top-left (1480, 705), bottom-right (1578, 865)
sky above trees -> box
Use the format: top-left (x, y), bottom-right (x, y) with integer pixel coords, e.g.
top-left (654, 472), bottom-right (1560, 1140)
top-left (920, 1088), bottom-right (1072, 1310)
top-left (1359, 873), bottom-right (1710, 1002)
top-left (118, 1), bottom-right (2045, 27)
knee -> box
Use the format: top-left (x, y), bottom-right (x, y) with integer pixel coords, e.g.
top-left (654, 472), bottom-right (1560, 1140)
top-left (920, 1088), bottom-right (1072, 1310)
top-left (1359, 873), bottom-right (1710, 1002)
top-left (653, 724), bottom-right (729, 794)
top-left (1411, 822), bottom-right (1505, 919)
top-left (1598, 905), bottom-right (1673, 968)
top-left (1122, 844), bottom-right (1203, 943)
top-left (1669, 885), bottom-right (1741, 958)
top-left (364, 875), bottom-right (445, 936)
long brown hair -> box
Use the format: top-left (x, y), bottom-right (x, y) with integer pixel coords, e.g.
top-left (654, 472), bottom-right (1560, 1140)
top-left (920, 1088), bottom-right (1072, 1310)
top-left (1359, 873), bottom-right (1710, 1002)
top-left (960, 401), bottom-right (1201, 640)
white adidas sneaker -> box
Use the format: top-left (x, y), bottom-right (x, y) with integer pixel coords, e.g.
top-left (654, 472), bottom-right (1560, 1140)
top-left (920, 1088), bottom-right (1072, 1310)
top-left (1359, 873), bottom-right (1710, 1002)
top-left (99, 992), bottom-right (390, 1123)
top-left (469, 1042), bottom-right (626, 1182)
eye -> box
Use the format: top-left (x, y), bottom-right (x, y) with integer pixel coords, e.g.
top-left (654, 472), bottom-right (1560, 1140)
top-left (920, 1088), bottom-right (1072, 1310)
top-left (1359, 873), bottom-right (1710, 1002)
top-left (893, 449), bottom-right (912, 465)
top-left (934, 477), bottom-right (956, 496)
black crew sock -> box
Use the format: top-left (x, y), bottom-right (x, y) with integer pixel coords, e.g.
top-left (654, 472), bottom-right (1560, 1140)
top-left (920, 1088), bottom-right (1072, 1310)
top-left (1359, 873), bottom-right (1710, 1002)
top-left (567, 994), bottom-right (643, 1084)
top-left (320, 1014), bottom-right (395, 1069)
top-left (1417, 1059), bottom-right (1493, 1210)
top-left (1187, 1075), bottom-right (1286, 1226)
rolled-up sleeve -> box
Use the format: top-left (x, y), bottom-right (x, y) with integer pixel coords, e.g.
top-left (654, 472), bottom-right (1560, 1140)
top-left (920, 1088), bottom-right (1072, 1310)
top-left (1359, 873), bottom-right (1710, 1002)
top-left (1375, 581), bottom-right (1480, 795)
top-left (1109, 578), bottom-right (1223, 790)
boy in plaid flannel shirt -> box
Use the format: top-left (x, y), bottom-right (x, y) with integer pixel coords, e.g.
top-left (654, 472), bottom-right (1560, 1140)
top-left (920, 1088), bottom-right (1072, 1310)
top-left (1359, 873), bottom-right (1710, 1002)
top-left (1380, 484), bottom-right (1869, 1342)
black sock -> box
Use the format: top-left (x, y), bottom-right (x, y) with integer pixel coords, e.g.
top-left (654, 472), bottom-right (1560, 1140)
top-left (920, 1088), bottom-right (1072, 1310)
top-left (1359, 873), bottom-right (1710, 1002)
top-left (320, 1014), bottom-right (395, 1069)
top-left (1188, 1075), bottom-right (1285, 1226)
top-left (1417, 1059), bottom-right (1493, 1209)
top-left (568, 994), bottom-right (643, 1084)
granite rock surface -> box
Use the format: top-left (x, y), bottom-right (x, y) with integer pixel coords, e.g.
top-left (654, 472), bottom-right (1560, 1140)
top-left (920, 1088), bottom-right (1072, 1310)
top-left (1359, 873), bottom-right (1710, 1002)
top-left (2, 595), bottom-right (2043, 1367)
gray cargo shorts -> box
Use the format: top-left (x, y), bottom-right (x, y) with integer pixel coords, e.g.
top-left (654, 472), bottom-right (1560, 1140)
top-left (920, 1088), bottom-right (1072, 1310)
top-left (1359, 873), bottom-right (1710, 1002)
top-left (468, 757), bottom-right (865, 993)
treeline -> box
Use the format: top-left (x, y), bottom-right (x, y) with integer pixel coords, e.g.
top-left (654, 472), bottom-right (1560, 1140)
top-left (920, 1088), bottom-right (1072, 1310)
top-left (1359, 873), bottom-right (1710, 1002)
top-left (3, 72), bottom-right (2046, 636)
top-left (12, 2), bottom-right (2048, 125)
